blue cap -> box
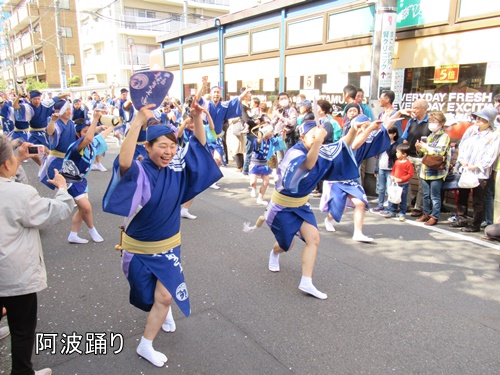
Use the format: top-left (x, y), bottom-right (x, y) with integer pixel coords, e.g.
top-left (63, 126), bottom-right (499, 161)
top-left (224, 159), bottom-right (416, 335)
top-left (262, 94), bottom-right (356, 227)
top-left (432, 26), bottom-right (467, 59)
top-left (30, 90), bottom-right (41, 98)
top-left (146, 125), bottom-right (173, 142)
top-left (352, 114), bottom-right (370, 125)
top-left (54, 100), bottom-right (66, 110)
top-left (75, 120), bottom-right (90, 132)
top-left (298, 120), bottom-right (317, 136)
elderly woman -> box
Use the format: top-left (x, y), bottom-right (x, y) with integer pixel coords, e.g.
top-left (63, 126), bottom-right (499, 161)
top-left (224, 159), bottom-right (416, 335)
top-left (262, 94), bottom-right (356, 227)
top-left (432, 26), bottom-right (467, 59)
top-left (415, 111), bottom-right (451, 226)
top-left (0, 136), bottom-right (73, 375)
top-left (449, 107), bottom-right (500, 232)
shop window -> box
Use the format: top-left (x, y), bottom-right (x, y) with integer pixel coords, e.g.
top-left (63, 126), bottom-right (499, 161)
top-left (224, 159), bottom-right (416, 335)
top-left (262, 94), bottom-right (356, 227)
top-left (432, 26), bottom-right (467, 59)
top-left (201, 41), bottom-right (218, 61)
top-left (288, 17), bottom-right (323, 48)
top-left (328, 7), bottom-right (374, 40)
top-left (164, 50), bottom-right (179, 66)
top-left (396, 0), bottom-right (450, 28)
top-left (225, 34), bottom-right (249, 58)
top-left (398, 63), bottom-right (500, 117)
top-left (458, 0), bottom-right (500, 18)
top-left (251, 27), bottom-right (279, 54)
top-left (183, 45), bottom-right (199, 64)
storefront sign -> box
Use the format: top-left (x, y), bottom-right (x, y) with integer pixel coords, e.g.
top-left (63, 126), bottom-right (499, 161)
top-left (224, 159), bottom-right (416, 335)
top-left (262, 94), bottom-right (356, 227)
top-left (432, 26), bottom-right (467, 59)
top-left (399, 91), bottom-right (493, 115)
top-left (378, 12), bottom-right (396, 95)
top-left (392, 68), bottom-right (405, 104)
top-left (304, 75), bottom-right (315, 90)
top-left (434, 65), bottom-right (459, 83)
top-left (396, 0), bottom-right (450, 28)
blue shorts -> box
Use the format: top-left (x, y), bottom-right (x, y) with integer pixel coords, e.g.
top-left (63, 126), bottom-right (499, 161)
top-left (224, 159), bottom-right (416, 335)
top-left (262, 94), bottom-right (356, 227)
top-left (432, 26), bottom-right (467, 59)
top-left (68, 179), bottom-right (89, 199)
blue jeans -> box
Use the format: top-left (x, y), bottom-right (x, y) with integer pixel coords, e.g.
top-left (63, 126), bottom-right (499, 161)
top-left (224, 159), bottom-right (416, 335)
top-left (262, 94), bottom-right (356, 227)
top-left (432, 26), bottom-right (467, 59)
top-left (388, 183), bottom-right (409, 215)
top-left (243, 133), bottom-right (256, 175)
top-left (422, 179), bottom-right (443, 220)
top-left (377, 169), bottom-right (392, 206)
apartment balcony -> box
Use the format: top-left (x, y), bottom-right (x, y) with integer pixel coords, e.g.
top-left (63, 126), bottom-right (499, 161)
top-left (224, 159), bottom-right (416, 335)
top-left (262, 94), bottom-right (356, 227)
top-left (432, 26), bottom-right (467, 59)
top-left (2, 69), bottom-right (13, 81)
top-left (15, 64), bottom-right (25, 78)
top-left (83, 55), bottom-right (108, 75)
top-left (78, 0), bottom-right (111, 12)
top-left (9, 3), bottom-right (40, 34)
top-left (0, 47), bottom-right (9, 61)
top-left (1, 0), bottom-right (23, 10)
top-left (117, 14), bottom-right (187, 36)
top-left (13, 37), bottom-right (22, 54)
top-left (153, 0), bottom-right (229, 12)
top-left (21, 32), bottom-right (42, 54)
top-left (80, 25), bottom-right (106, 45)
top-left (120, 51), bottom-right (151, 67)
top-left (24, 60), bottom-right (45, 77)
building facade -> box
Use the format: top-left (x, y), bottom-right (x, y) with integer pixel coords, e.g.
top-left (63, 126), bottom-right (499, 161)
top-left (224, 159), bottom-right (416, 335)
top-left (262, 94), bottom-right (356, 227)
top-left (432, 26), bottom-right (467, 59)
top-left (0, 0), bottom-right (82, 89)
top-left (77, 0), bottom-right (230, 88)
top-left (154, 0), bottom-right (500, 138)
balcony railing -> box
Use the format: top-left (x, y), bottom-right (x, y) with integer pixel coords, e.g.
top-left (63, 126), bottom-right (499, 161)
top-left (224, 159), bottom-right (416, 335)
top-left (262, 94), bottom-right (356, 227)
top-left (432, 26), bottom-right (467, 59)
top-left (120, 51), bottom-right (151, 66)
top-left (24, 60), bottom-right (45, 77)
top-left (191, 0), bottom-right (230, 6)
top-left (8, 2), bottom-right (39, 33)
top-left (118, 14), bottom-right (200, 34)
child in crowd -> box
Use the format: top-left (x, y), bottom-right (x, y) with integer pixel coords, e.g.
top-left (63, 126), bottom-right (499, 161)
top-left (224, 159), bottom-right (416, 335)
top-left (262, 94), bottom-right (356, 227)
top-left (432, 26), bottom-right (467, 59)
top-left (382, 143), bottom-right (414, 221)
top-left (371, 126), bottom-right (399, 213)
top-left (249, 125), bottom-right (286, 205)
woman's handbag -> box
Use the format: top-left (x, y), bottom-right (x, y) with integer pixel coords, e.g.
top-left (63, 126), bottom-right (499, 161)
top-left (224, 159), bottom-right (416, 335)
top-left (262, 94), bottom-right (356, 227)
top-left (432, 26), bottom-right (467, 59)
top-left (231, 119), bottom-right (245, 136)
top-left (458, 169), bottom-right (479, 189)
top-left (387, 181), bottom-right (403, 204)
top-left (422, 154), bottom-right (446, 170)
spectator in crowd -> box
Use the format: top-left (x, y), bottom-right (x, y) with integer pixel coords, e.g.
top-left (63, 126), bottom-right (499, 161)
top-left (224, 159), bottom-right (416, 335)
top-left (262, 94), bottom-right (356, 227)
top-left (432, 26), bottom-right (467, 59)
top-left (483, 95), bottom-right (500, 228)
top-left (72, 99), bottom-right (89, 121)
top-left (341, 103), bottom-right (362, 137)
top-left (371, 126), bottom-right (399, 212)
top-left (382, 143), bottom-right (414, 221)
top-left (450, 107), bottom-right (500, 233)
top-left (270, 92), bottom-right (298, 161)
top-left (355, 88), bottom-right (374, 120)
top-left (401, 99), bottom-right (431, 217)
top-left (342, 84), bottom-right (358, 124)
top-left (241, 89), bottom-right (259, 175)
top-left (414, 111), bottom-right (451, 226)
top-left (378, 90), bottom-right (402, 137)
top-left (0, 135), bottom-right (73, 375)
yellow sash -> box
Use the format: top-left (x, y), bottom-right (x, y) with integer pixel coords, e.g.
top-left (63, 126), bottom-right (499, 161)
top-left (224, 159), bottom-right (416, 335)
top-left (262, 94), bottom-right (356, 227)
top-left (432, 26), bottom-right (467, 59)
top-left (28, 127), bottom-right (46, 131)
top-left (271, 190), bottom-right (309, 208)
top-left (14, 127), bottom-right (28, 132)
top-left (122, 231), bottom-right (181, 254)
top-left (49, 150), bottom-right (66, 158)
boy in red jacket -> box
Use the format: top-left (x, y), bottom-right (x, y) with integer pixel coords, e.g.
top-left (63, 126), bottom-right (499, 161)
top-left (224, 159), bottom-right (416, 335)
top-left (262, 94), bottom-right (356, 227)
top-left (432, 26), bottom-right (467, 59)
top-left (382, 143), bottom-right (414, 221)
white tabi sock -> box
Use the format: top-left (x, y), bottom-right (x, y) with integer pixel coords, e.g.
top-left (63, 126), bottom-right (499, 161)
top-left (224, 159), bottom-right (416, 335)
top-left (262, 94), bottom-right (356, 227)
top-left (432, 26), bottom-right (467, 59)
top-left (68, 232), bottom-right (88, 244)
top-left (136, 336), bottom-right (168, 367)
top-left (298, 276), bottom-right (327, 300)
top-left (88, 227), bottom-right (104, 243)
top-left (268, 249), bottom-right (280, 272)
top-left (162, 306), bottom-right (176, 333)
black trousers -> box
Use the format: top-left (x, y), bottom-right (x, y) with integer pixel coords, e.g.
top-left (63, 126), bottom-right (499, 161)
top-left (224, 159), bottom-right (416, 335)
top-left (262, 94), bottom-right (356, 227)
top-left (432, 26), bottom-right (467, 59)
top-left (456, 178), bottom-right (488, 228)
top-left (0, 293), bottom-right (38, 375)
top-left (234, 153), bottom-right (244, 169)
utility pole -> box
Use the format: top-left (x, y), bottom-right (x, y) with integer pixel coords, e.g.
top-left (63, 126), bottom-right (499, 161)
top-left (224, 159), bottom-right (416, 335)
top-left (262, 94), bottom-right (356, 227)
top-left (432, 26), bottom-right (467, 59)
top-left (369, 0), bottom-right (397, 103)
top-left (54, 0), bottom-right (67, 90)
top-left (1, 13), bottom-right (19, 94)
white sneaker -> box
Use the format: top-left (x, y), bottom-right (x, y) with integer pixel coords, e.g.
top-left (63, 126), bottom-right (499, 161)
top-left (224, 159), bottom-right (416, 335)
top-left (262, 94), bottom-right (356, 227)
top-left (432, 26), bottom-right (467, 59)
top-left (0, 326), bottom-right (9, 340)
top-left (35, 368), bottom-right (52, 375)
top-left (209, 183), bottom-right (220, 190)
top-left (97, 162), bottom-right (107, 172)
top-left (256, 197), bottom-right (268, 206)
top-left (250, 188), bottom-right (256, 198)
top-left (324, 217), bottom-right (336, 232)
top-left (91, 163), bottom-right (99, 171)
top-left (352, 233), bottom-right (374, 242)
top-left (181, 208), bottom-right (197, 220)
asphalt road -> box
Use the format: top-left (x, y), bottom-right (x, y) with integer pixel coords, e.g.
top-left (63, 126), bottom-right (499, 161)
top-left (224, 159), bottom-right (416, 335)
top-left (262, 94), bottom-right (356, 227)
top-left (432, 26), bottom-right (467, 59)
top-left (1, 139), bottom-right (500, 375)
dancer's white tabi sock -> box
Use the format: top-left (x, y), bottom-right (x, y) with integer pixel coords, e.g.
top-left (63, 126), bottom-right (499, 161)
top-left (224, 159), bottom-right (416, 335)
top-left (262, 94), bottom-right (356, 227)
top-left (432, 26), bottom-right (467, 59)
top-left (88, 227), bottom-right (104, 242)
top-left (268, 249), bottom-right (280, 272)
top-left (136, 336), bottom-right (168, 367)
top-left (299, 276), bottom-right (327, 300)
top-left (162, 306), bottom-right (176, 333)
top-left (68, 232), bottom-right (88, 244)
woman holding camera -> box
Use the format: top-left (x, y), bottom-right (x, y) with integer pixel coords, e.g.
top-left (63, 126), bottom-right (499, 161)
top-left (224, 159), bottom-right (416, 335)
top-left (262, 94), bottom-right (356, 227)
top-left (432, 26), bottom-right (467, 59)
top-left (415, 111), bottom-right (451, 226)
top-left (0, 136), bottom-right (73, 375)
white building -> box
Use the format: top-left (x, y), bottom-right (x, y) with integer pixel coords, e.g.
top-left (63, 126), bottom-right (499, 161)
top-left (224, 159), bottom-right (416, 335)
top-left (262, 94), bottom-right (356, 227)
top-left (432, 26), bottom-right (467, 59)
top-left (76, 0), bottom-right (230, 88)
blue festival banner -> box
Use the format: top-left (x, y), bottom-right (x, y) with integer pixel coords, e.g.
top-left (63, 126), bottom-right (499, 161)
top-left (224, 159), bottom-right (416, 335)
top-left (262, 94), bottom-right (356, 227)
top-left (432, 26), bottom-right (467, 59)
top-left (129, 71), bottom-right (174, 110)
